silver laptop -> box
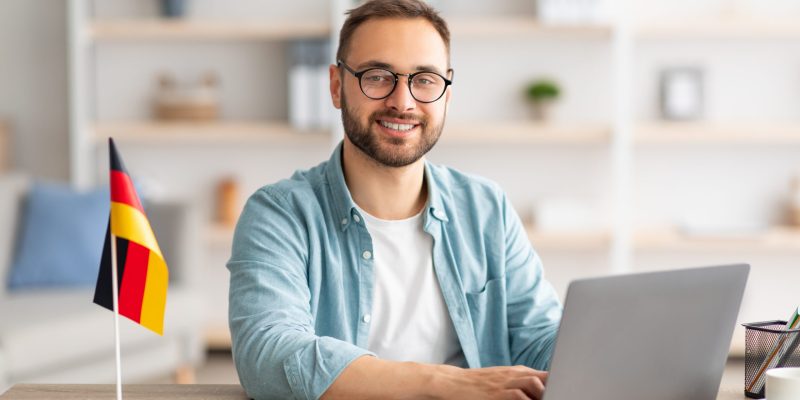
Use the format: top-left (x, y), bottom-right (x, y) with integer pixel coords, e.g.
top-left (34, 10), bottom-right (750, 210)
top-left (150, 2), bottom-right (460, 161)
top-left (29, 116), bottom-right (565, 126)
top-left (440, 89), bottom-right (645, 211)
top-left (543, 264), bottom-right (749, 400)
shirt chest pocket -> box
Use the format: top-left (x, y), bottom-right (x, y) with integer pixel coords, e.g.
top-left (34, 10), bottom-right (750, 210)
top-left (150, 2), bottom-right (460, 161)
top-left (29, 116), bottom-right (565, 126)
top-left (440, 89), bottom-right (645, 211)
top-left (465, 276), bottom-right (507, 336)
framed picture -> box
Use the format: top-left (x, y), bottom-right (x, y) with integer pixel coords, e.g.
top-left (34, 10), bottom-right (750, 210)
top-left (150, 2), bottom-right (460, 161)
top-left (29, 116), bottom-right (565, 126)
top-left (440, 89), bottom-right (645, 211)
top-left (659, 67), bottom-right (704, 120)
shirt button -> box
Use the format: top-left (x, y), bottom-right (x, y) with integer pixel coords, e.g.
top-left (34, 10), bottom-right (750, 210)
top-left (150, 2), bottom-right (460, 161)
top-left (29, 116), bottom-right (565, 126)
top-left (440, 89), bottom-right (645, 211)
top-left (353, 214), bottom-right (361, 223)
top-left (434, 209), bottom-right (445, 219)
top-left (362, 314), bottom-right (371, 323)
top-left (362, 250), bottom-right (372, 260)
top-left (340, 218), bottom-right (348, 226)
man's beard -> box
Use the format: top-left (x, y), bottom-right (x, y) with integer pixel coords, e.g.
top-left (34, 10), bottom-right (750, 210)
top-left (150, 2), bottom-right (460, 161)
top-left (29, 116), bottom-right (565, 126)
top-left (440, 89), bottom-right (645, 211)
top-left (340, 90), bottom-right (445, 168)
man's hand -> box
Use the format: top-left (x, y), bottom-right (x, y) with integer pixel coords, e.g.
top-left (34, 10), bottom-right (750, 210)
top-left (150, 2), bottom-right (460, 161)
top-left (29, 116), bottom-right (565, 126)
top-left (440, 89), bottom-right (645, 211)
top-left (431, 364), bottom-right (548, 400)
top-left (321, 356), bottom-right (548, 400)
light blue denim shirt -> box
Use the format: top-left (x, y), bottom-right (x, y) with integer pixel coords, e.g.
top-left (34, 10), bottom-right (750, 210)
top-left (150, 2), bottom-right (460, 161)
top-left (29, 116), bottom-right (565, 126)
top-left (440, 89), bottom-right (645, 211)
top-left (227, 142), bottom-right (563, 400)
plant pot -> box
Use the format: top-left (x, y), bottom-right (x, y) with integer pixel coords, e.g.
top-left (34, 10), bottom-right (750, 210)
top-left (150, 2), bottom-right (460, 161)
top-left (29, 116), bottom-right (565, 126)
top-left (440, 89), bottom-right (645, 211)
top-left (160, 0), bottom-right (187, 18)
top-left (529, 101), bottom-right (556, 122)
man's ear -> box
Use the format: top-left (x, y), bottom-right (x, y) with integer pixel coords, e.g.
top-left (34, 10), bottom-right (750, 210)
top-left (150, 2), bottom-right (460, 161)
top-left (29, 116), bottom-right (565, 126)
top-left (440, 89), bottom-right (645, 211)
top-left (330, 64), bottom-right (342, 109)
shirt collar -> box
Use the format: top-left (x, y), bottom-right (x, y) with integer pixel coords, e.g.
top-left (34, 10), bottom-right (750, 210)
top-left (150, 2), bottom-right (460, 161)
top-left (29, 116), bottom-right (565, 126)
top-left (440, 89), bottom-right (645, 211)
top-left (325, 141), bottom-right (449, 232)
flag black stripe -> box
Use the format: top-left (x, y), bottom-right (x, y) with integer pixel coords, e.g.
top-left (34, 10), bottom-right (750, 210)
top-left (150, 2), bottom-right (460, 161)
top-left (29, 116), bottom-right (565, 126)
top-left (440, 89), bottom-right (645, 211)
top-left (108, 138), bottom-right (128, 174)
top-left (93, 219), bottom-right (131, 310)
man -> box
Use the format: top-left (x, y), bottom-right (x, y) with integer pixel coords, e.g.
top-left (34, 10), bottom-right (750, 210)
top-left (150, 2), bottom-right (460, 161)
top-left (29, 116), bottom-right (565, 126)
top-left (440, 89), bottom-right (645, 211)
top-left (227, 1), bottom-right (562, 399)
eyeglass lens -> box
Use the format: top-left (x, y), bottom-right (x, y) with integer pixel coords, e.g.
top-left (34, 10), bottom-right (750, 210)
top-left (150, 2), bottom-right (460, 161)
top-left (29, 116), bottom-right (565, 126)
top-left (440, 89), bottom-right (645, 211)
top-left (360, 69), bottom-right (446, 102)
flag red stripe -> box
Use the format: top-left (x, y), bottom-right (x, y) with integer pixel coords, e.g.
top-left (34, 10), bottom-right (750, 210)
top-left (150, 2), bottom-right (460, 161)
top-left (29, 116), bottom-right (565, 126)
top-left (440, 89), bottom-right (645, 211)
top-left (111, 170), bottom-right (144, 213)
top-left (118, 241), bottom-right (150, 323)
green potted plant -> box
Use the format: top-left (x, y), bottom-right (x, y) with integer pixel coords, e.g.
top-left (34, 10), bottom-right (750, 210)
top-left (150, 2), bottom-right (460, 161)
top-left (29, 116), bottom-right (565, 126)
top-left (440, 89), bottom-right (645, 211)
top-left (525, 79), bottom-right (561, 121)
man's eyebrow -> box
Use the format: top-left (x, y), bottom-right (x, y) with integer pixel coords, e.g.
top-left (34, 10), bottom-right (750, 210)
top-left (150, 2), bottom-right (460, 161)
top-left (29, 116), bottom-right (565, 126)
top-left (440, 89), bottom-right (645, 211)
top-left (355, 60), bottom-right (393, 70)
top-left (355, 60), bottom-right (447, 76)
top-left (415, 64), bottom-right (446, 76)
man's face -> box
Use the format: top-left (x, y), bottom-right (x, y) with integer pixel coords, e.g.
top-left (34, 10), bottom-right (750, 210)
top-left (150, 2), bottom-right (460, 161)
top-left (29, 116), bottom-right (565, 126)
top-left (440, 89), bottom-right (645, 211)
top-left (331, 17), bottom-right (451, 168)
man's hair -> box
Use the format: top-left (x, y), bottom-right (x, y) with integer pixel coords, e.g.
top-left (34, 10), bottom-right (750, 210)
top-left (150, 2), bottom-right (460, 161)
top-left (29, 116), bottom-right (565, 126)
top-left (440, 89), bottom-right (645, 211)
top-left (336, 0), bottom-right (451, 66)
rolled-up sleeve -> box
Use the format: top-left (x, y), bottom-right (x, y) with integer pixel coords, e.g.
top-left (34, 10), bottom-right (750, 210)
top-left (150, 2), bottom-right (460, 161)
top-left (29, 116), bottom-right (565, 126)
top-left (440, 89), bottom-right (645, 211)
top-left (227, 187), bottom-right (373, 399)
top-left (501, 193), bottom-right (563, 371)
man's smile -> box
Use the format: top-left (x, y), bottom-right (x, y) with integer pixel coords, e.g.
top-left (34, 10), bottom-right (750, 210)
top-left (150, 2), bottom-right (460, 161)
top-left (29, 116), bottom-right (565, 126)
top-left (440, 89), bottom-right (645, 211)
top-left (375, 118), bottom-right (422, 137)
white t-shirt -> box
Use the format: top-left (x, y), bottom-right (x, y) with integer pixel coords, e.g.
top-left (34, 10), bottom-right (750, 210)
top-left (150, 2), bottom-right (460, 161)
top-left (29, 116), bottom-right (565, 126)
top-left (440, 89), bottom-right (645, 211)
top-left (359, 206), bottom-right (465, 366)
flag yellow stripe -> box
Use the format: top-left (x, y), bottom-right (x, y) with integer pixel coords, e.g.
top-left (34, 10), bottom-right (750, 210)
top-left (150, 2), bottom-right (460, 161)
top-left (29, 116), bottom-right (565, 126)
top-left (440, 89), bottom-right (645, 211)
top-left (140, 253), bottom-right (168, 335)
top-left (110, 202), bottom-right (163, 259)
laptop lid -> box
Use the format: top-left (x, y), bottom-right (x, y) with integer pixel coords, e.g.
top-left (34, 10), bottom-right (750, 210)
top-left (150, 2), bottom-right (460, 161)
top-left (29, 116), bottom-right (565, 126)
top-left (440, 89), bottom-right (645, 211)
top-left (543, 264), bottom-right (749, 400)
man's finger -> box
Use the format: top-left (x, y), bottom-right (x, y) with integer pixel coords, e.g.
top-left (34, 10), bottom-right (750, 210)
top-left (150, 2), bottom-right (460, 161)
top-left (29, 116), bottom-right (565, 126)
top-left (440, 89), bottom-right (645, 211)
top-left (506, 376), bottom-right (545, 399)
top-left (537, 371), bottom-right (548, 384)
top-left (531, 377), bottom-right (545, 398)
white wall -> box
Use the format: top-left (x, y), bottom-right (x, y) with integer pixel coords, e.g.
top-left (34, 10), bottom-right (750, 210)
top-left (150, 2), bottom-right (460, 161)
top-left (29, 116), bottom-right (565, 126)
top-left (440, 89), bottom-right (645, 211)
top-left (0, 0), bottom-right (70, 180)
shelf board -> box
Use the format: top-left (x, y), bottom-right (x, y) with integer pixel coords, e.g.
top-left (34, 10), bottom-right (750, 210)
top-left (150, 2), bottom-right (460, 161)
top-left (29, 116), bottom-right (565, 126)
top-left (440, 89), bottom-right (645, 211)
top-left (93, 121), bottom-right (331, 145)
top-left (207, 223), bottom-right (236, 248)
top-left (208, 222), bottom-right (610, 251)
top-left (635, 122), bottom-right (800, 145)
top-left (636, 18), bottom-right (800, 39)
top-left (526, 225), bottom-right (611, 251)
top-left (205, 323), bottom-right (232, 350)
top-left (89, 19), bottom-right (330, 41)
top-left (96, 121), bottom-right (611, 146)
top-left (89, 17), bottom-right (613, 41)
top-left (635, 226), bottom-right (800, 251)
top-left (442, 122), bottom-right (611, 145)
top-left (448, 17), bottom-right (612, 39)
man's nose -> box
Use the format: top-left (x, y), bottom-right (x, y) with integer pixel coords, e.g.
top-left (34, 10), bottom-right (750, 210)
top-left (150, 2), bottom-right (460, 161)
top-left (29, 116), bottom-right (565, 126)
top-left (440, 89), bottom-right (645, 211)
top-left (384, 76), bottom-right (416, 112)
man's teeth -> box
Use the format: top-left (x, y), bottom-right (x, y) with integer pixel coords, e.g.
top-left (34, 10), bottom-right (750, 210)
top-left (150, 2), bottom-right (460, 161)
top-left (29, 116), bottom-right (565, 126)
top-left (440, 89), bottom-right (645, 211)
top-left (380, 120), bottom-right (415, 131)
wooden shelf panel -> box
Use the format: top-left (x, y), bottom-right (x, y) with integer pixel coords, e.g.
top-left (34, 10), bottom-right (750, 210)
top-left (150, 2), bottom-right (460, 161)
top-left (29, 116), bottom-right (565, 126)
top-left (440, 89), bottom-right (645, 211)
top-left (209, 223), bottom-right (611, 251)
top-left (89, 19), bottom-right (330, 41)
top-left (89, 17), bottom-right (613, 41)
top-left (93, 121), bottom-right (331, 145)
top-left (526, 225), bottom-right (612, 251)
top-left (448, 17), bottom-right (612, 39)
top-left (97, 121), bottom-right (610, 146)
top-left (634, 226), bottom-right (800, 251)
top-left (635, 122), bottom-right (800, 144)
top-left (636, 18), bottom-right (800, 39)
top-left (205, 323), bottom-right (232, 350)
top-left (207, 223), bottom-right (236, 248)
top-left (442, 122), bottom-right (611, 145)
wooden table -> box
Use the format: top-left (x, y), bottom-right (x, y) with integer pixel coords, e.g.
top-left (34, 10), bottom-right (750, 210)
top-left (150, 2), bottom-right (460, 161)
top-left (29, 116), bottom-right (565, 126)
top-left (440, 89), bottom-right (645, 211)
top-left (0, 384), bottom-right (249, 399)
top-left (0, 382), bottom-right (751, 399)
top-left (0, 359), bottom-right (753, 400)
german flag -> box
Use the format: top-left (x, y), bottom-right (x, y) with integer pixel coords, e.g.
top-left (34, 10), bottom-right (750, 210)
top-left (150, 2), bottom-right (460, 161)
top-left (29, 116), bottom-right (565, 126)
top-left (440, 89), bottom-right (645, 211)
top-left (94, 138), bottom-right (168, 335)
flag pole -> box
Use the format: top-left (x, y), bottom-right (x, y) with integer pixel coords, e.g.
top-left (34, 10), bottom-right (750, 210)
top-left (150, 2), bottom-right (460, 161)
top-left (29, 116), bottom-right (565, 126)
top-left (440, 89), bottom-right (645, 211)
top-left (110, 232), bottom-right (123, 400)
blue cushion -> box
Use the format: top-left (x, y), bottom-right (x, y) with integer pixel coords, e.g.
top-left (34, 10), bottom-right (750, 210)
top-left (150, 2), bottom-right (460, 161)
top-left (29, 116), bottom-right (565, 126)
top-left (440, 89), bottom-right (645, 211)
top-left (7, 182), bottom-right (110, 289)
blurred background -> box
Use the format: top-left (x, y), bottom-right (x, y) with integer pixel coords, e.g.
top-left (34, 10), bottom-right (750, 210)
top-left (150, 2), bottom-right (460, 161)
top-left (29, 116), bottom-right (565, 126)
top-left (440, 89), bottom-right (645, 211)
top-left (1, 0), bottom-right (800, 391)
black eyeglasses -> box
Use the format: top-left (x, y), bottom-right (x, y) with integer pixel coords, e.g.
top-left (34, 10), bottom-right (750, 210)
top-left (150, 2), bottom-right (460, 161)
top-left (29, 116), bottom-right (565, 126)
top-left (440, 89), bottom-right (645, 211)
top-left (337, 59), bottom-right (453, 103)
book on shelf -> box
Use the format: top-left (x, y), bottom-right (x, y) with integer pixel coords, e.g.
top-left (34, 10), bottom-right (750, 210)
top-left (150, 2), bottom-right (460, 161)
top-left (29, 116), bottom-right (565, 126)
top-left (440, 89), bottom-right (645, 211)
top-left (289, 40), bottom-right (333, 132)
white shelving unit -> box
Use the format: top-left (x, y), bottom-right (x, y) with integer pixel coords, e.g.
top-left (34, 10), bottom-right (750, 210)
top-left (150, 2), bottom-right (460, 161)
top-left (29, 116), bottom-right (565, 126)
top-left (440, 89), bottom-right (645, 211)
top-left (68, 1), bottom-right (800, 352)
top-left (630, 11), bottom-right (800, 355)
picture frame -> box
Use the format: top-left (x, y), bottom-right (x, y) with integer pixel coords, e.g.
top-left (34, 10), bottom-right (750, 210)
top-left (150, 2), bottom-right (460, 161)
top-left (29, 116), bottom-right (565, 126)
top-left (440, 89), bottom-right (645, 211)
top-left (659, 67), bottom-right (704, 120)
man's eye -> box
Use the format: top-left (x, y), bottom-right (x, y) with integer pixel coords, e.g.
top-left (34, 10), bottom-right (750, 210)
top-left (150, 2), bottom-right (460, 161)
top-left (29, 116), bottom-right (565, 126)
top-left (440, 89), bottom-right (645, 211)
top-left (414, 74), bottom-right (440, 85)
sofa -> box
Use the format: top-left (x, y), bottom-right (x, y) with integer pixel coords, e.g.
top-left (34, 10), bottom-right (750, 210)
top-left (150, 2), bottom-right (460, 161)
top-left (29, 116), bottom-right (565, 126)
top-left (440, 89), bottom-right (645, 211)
top-left (0, 173), bottom-right (206, 392)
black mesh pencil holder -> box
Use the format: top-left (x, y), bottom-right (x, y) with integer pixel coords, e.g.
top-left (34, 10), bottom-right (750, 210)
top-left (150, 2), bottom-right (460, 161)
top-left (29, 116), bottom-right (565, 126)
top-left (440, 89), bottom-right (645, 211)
top-left (743, 320), bottom-right (800, 399)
